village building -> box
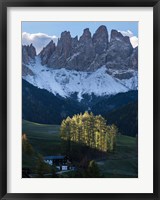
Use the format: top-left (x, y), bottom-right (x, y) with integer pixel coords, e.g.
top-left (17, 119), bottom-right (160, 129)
top-left (44, 155), bottom-right (73, 171)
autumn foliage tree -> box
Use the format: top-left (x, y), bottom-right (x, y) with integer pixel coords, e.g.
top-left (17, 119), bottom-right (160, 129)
top-left (35, 154), bottom-right (51, 178)
top-left (60, 112), bottom-right (117, 153)
top-left (22, 133), bottom-right (34, 155)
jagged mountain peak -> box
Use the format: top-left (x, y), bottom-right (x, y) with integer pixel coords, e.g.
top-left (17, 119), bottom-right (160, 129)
top-left (110, 29), bottom-right (132, 45)
top-left (26, 25), bottom-right (137, 73)
top-left (111, 29), bottom-right (124, 40)
top-left (46, 40), bottom-right (54, 46)
top-left (79, 28), bottom-right (92, 42)
top-left (96, 25), bottom-right (108, 32)
top-left (61, 30), bottom-right (71, 37)
top-left (93, 25), bottom-right (109, 55)
top-left (22, 43), bottom-right (36, 65)
top-left (22, 25), bottom-right (138, 101)
top-left (39, 40), bottom-right (56, 65)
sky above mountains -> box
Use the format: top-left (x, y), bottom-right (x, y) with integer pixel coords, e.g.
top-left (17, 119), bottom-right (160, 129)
top-left (22, 21), bottom-right (138, 54)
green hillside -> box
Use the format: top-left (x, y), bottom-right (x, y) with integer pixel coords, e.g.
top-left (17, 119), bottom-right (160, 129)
top-left (22, 120), bottom-right (138, 178)
top-left (22, 120), bottom-right (61, 156)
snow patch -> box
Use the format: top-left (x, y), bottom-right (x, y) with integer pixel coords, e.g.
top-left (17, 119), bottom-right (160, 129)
top-left (23, 56), bottom-right (137, 101)
top-left (67, 52), bottom-right (80, 61)
top-left (118, 71), bottom-right (138, 90)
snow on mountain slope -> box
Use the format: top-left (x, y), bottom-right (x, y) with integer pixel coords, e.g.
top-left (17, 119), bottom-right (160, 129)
top-left (118, 72), bottom-right (138, 90)
top-left (23, 56), bottom-right (137, 101)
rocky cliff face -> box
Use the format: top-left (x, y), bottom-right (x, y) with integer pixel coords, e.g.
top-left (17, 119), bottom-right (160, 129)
top-left (40, 26), bottom-right (109, 71)
top-left (22, 44), bottom-right (36, 64)
top-left (129, 47), bottom-right (138, 69)
top-left (39, 40), bottom-right (56, 65)
top-left (33, 25), bottom-right (138, 75)
top-left (22, 44), bottom-right (36, 76)
top-left (106, 30), bottom-right (133, 70)
top-left (22, 25), bottom-right (138, 87)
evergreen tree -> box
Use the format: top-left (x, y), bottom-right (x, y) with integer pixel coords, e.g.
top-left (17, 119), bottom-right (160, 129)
top-left (60, 112), bottom-right (117, 153)
top-left (107, 124), bottom-right (118, 151)
top-left (35, 154), bottom-right (51, 178)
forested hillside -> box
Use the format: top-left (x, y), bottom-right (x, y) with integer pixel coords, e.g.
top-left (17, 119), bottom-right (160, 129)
top-left (23, 79), bottom-right (138, 136)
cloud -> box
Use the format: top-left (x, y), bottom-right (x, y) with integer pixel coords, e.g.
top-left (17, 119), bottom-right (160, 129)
top-left (22, 32), bottom-right (58, 54)
top-left (119, 30), bottom-right (134, 37)
top-left (119, 30), bottom-right (138, 48)
top-left (130, 36), bottom-right (138, 48)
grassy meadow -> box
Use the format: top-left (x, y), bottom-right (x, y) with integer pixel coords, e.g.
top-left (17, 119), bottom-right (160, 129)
top-left (22, 120), bottom-right (138, 178)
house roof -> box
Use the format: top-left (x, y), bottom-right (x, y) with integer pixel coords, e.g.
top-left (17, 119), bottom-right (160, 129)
top-left (44, 156), bottom-right (65, 160)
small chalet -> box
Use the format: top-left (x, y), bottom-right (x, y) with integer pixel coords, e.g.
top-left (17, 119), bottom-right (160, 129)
top-left (44, 155), bottom-right (72, 171)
